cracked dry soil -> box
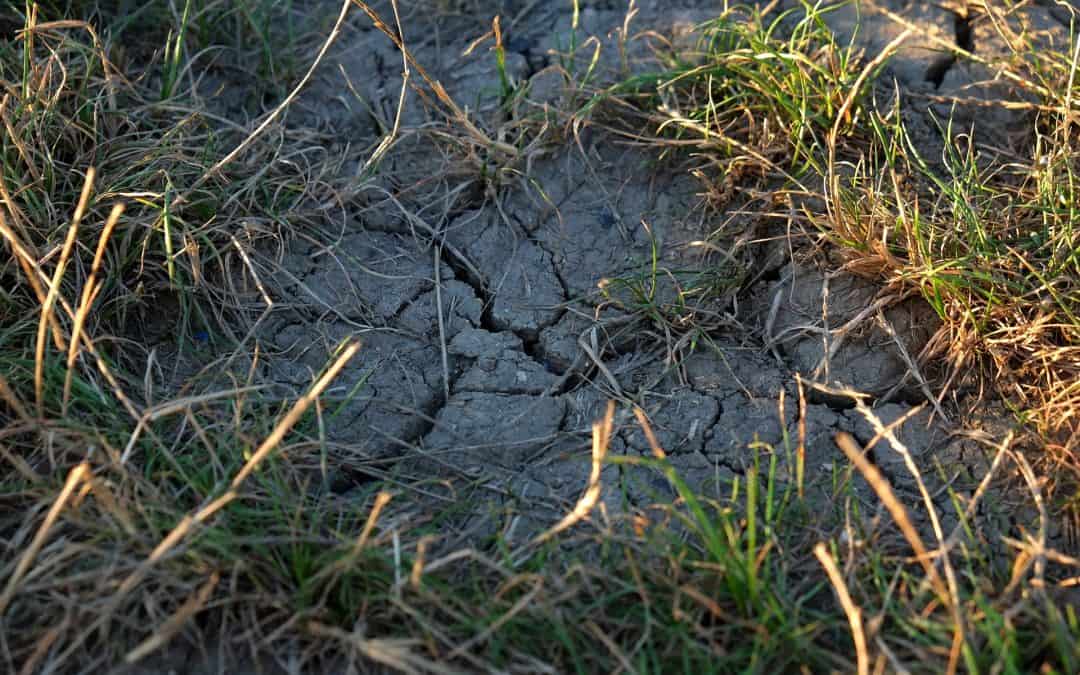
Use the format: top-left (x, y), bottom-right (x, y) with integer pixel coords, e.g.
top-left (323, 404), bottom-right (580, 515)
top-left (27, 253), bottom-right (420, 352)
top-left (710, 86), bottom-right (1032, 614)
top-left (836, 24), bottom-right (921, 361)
top-left (170, 0), bottom-right (1074, 545)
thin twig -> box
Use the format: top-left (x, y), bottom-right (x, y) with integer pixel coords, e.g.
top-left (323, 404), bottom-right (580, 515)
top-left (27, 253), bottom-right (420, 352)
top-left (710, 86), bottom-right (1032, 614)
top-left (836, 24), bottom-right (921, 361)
top-left (814, 542), bottom-right (869, 675)
top-left (64, 203), bottom-right (124, 414)
top-left (182, 0), bottom-right (354, 202)
top-left (833, 431), bottom-right (949, 603)
top-left (434, 244), bottom-right (451, 402)
top-left (0, 463), bottom-right (90, 615)
top-left (532, 401), bottom-right (614, 545)
top-left (36, 169), bottom-right (94, 414)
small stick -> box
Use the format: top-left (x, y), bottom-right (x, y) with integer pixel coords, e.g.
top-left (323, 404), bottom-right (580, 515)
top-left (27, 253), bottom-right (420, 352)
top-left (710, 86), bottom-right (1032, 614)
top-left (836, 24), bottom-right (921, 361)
top-left (796, 373), bottom-right (807, 499)
top-left (874, 310), bottom-right (949, 424)
top-left (833, 431), bottom-right (949, 603)
top-left (532, 401), bottom-right (614, 544)
top-left (0, 463), bottom-right (90, 615)
top-left (814, 542), bottom-right (869, 675)
top-left (36, 168), bottom-right (95, 414)
top-left (633, 405), bottom-right (666, 459)
top-left (64, 203), bottom-right (124, 413)
top-left (434, 244), bottom-right (451, 402)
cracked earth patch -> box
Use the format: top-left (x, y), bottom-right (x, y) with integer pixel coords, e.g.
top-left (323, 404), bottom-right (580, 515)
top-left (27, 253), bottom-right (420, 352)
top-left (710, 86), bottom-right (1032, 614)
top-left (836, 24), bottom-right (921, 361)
top-left (193, 0), bottom-right (1068, 543)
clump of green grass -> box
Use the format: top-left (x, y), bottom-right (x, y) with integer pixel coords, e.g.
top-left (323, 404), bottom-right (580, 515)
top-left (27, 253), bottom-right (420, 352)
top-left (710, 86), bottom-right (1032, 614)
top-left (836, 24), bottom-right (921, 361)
top-left (573, 1), bottom-right (883, 346)
top-left (568, 1), bottom-right (881, 372)
top-left (828, 110), bottom-right (1080, 433)
top-left (596, 0), bottom-right (1077, 511)
top-left (41, 0), bottom-right (304, 102)
top-left (580, 1), bottom-right (1080, 671)
top-left (587, 1), bottom-right (874, 186)
top-left (819, 10), bottom-right (1080, 474)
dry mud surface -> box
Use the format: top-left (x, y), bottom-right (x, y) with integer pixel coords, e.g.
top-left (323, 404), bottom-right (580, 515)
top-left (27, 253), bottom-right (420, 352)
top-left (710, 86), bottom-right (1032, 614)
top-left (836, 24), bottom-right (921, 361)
top-left (183, 0), bottom-right (1072, 548)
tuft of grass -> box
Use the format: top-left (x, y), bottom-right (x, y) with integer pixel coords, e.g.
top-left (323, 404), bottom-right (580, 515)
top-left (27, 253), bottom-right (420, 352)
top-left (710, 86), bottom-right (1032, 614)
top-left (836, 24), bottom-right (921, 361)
top-left (570, 1), bottom-right (885, 353)
top-left (595, 0), bottom-right (1077, 518)
top-left (585, 1), bottom-right (874, 184)
top-left (0, 5), bottom-right (357, 670)
top-left (34, 0), bottom-right (305, 102)
top-left (160, 0), bottom-right (194, 100)
top-left (819, 10), bottom-right (1080, 473)
top-left (576, 1), bottom-right (1080, 670)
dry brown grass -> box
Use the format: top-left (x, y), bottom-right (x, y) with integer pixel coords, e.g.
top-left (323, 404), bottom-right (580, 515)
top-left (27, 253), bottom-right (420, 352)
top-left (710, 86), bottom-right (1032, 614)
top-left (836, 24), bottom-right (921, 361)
top-left (2, 1), bottom-right (1080, 673)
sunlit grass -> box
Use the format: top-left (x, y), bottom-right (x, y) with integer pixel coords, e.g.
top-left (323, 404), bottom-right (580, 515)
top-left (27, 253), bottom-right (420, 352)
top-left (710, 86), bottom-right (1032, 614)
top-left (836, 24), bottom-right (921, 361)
top-left (822, 38), bottom-right (1080, 460)
top-left (2, 0), bottom-right (1079, 673)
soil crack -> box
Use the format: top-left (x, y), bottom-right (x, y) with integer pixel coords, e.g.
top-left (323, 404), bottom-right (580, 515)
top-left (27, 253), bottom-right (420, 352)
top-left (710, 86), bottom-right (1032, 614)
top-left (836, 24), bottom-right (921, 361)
top-left (925, 9), bottom-right (975, 87)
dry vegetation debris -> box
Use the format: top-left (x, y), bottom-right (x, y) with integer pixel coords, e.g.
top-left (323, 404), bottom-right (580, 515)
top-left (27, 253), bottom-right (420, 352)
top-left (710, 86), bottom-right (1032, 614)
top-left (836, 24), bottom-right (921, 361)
top-left (1, 0), bottom-right (1079, 673)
